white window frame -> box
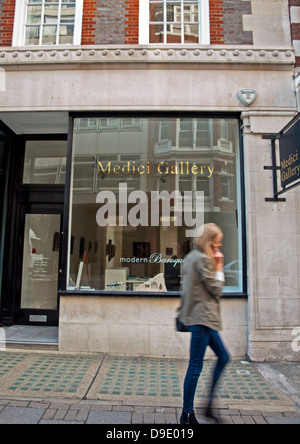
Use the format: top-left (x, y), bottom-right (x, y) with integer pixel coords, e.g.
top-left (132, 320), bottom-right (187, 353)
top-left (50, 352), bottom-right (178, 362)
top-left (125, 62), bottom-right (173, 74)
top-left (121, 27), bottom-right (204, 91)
top-left (12, 0), bottom-right (83, 47)
top-left (139, 0), bottom-right (210, 45)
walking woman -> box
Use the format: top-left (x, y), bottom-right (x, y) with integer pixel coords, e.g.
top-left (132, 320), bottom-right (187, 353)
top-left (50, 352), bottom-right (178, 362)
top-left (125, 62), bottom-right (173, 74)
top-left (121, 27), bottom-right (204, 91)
top-left (179, 223), bottom-right (230, 424)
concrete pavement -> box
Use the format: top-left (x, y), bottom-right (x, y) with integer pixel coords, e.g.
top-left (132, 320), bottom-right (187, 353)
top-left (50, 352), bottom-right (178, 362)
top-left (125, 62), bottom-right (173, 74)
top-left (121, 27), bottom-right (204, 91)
top-left (0, 396), bottom-right (300, 424)
top-left (0, 349), bottom-right (299, 425)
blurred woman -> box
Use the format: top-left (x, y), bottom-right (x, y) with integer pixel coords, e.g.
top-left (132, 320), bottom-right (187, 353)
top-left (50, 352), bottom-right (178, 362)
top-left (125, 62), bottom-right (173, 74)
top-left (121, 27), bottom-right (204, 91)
top-left (179, 223), bottom-right (230, 424)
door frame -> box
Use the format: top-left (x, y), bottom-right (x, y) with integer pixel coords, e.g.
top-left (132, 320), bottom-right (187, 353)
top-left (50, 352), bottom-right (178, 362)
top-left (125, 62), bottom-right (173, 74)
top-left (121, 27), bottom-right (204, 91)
top-left (0, 126), bottom-right (11, 323)
top-left (0, 132), bottom-right (68, 326)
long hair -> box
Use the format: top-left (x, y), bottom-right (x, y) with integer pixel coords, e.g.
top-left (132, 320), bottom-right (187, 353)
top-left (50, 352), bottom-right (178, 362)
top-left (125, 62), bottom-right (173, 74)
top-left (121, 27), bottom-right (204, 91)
top-left (193, 223), bottom-right (223, 271)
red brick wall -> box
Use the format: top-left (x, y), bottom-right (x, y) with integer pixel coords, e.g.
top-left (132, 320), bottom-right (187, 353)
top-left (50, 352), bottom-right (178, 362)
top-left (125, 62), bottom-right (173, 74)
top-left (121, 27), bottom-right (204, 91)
top-left (289, 0), bottom-right (300, 66)
top-left (0, 0), bottom-right (15, 47)
top-left (209, 0), bottom-right (225, 44)
top-left (125, 0), bottom-right (139, 45)
top-left (81, 0), bottom-right (97, 45)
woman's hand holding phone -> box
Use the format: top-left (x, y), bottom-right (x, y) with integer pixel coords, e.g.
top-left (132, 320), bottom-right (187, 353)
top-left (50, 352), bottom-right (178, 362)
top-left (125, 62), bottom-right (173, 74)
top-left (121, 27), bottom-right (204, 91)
top-left (212, 247), bottom-right (224, 272)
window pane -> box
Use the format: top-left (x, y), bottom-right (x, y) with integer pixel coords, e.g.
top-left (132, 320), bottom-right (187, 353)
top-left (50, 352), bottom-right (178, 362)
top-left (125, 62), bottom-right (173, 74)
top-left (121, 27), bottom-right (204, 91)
top-left (68, 117), bottom-right (243, 293)
top-left (23, 140), bottom-right (67, 184)
top-left (25, 26), bottom-right (40, 45)
top-left (21, 214), bottom-right (60, 310)
top-left (44, 4), bottom-right (59, 24)
top-left (27, 5), bottom-right (42, 24)
top-left (59, 25), bottom-right (74, 44)
top-left (167, 3), bottom-right (181, 23)
top-left (42, 25), bottom-right (57, 44)
top-left (150, 24), bottom-right (164, 43)
top-left (184, 3), bottom-right (198, 22)
top-left (167, 24), bottom-right (182, 43)
top-left (184, 24), bottom-right (199, 43)
top-left (61, 3), bottom-right (76, 23)
top-left (149, 2), bottom-right (164, 22)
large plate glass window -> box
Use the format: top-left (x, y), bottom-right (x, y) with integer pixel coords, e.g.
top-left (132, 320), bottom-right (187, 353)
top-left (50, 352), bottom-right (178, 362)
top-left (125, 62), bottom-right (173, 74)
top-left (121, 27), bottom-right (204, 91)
top-left (68, 116), bottom-right (243, 294)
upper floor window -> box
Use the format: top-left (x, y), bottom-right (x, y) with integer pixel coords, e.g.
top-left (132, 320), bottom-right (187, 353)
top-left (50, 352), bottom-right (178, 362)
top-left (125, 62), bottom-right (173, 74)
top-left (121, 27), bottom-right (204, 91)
top-left (13, 0), bottom-right (83, 46)
top-left (139, 0), bottom-right (210, 44)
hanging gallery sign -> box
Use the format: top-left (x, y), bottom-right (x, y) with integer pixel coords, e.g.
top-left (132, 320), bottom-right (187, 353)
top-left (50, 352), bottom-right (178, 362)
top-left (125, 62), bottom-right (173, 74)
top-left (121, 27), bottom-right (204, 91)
top-left (267, 113), bottom-right (300, 201)
top-left (279, 116), bottom-right (300, 188)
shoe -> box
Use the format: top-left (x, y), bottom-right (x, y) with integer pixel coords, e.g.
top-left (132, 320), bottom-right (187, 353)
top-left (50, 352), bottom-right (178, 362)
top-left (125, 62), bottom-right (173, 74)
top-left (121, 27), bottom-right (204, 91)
top-left (180, 412), bottom-right (199, 424)
top-left (205, 406), bottom-right (220, 423)
top-left (180, 412), bottom-right (188, 424)
top-left (188, 412), bottom-right (199, 424)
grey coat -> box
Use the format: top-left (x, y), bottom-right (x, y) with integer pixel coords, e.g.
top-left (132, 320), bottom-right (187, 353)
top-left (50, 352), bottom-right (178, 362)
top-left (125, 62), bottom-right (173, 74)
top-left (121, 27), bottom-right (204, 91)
top-left (179, 248), bottom-right (224, 331)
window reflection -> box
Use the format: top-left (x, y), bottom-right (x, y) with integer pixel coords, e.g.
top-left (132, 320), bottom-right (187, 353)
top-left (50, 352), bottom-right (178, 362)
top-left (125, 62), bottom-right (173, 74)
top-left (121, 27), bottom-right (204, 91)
top-left (21, 214), bottom-right (60, 310)
top-left (149, 0), bottom-right (200, 44)
top-left (25, 0), bottom-right (76, 45)
top-left (68, 117), bottom-right (243, 293)
top-left (23, 140), bottom-right (67, 185)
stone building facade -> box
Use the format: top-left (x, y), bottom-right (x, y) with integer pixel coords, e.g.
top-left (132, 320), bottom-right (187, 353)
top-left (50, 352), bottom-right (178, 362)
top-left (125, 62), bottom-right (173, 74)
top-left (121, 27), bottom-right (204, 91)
top-left (0, 1), bottom-right (299, 361)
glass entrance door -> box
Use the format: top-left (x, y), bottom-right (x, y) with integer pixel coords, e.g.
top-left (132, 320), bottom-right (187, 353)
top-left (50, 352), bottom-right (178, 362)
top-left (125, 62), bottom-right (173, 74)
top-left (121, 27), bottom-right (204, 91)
top-left (19, 212), bottom-right (62, 325)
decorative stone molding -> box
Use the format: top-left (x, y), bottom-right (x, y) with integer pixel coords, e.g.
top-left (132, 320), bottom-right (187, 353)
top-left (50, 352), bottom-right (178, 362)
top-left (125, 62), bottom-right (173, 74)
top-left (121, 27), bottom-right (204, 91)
top-left (0, 45), bottom-right (295, 67)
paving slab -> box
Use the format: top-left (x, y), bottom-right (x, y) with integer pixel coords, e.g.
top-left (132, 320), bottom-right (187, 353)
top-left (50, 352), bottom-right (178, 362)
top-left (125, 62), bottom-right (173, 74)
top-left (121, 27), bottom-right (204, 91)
top-left (0, 405), bottom-right (46, 424)
top-left (86, 410), bottom-right (132, 424)
top-left (0, 351), bottom-right (102, 399)
top-left (265, 416), bottom-right (300, 425)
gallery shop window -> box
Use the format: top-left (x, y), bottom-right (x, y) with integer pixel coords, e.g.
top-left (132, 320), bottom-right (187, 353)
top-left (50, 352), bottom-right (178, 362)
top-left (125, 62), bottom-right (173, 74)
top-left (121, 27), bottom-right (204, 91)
top-left (12, 0), bottom-right (83, 46)
top-left (139, 0), bottom-right (210, 44)
top-left (67, 116), bottom-right (243, 293)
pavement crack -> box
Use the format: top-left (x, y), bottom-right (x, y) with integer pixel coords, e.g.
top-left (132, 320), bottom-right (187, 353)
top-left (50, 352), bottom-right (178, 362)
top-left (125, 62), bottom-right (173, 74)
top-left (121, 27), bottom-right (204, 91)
top-left (83, 355), bottom-right (106, 400)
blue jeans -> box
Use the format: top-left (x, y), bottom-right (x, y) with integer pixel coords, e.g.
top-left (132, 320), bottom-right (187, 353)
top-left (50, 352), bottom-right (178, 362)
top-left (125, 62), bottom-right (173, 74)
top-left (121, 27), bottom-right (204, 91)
top-left (183, 325), bottom-right (230, 414)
